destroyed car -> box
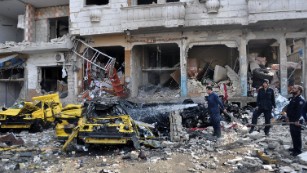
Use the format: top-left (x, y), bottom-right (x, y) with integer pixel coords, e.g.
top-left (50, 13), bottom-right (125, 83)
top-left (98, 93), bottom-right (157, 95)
top-left (54, 104), bottom-right (83, 140)
top-left (0, 93), bottom-right (61, 132)
top-left (0, 93), bottom-right (81, 133)
top-left (57, 100), bottom-right (156, 151)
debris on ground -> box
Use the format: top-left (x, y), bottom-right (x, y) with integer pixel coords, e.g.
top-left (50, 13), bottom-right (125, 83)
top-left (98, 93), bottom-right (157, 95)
top-left (0, 95), bottom-right (306, 173)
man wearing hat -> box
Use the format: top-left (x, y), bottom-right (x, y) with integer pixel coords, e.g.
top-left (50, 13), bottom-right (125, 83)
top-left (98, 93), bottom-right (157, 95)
top-left (286, 85), bottom-right (305, 156)
top-left (249, 79), bottom-right (276, 136)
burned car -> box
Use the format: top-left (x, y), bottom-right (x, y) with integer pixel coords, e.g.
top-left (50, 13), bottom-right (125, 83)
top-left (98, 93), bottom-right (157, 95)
top-left (57, 100), bottom-right (156, 151)
top-left (0, 93), bottom-right (62, 132)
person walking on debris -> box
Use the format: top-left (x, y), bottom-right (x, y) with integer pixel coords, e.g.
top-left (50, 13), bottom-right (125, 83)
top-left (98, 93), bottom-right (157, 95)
top-left (285, 85), bottom-right (305, 156)
top-left (206, 86), bottom-right (226, 138)
top-left (249, 79), bottom-right (276, 136)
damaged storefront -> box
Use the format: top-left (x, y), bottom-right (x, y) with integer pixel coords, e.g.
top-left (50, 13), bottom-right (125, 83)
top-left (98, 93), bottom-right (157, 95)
top-left (246, 38), bottom-right (304, 97)
top-left (27, 52), bottom-right (72, 100)
top-left (0, 4), bottom-right (80, 105)
top-left (0, 54), bottom-right (25, 107)
top-left (73, 35), bottom-right (129, 101)
top-left (186, 44), bottom-right (240, 99)
top-left (125, 28), bottom-right (306, 106)
top-left (125, 31), bottom-right (248, 103)
top-left (132, 43), bottom-right (180, 98)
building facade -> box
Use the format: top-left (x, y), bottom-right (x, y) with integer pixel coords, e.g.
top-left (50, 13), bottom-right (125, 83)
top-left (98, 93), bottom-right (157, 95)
top-left (0, 0), bottom-right (307, 106)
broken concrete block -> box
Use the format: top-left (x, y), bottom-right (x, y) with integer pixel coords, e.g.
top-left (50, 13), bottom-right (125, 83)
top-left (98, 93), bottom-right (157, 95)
top-left (248, 131), bottom-right (262, 140)
top-left (291, 163), bottom-right (303, 171)
top-left (262, 165), bottom-right (274, 171)
top-left (281, 158), bottom-right (293, 164)
top-left (279, 166), bottom-right (295, 173)
top-left (227, 157), bottom-right (243, 164)
top-left (237, 137), bottom-right (252, 144)
top-left (238, 126), bottom-right (249, 134)
top-left (283, 145), bottom-right (291, 150)
top-left (149, 156), bottom-right (161, 163)
top-left (0, 133), bottom-right (24, 146)
top-left (268, 141), bottom-right (279, 150)
top-left (205, 146), bottom-right (214, 152)
top-left (213, 65), bottom-right (227, 83)
top-left (298, 152), bottom-right (307, 165)
top-left (225, 65), bottom-right (241, 95)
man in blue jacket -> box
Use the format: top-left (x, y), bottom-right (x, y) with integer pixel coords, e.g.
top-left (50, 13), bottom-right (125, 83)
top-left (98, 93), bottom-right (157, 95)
top-left (286, 85), bottom-right (305, 156)
top-left (206, 86), bottom-right (226, 138)
top-left (249, 79), bottom-right (276, 136)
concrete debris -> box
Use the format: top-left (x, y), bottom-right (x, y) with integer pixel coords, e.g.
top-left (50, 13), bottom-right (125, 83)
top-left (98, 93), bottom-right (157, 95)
top-left (0, 133), bottom-right (24, 146)
top-left (0, 34), bottom-right (72, 50)
top-left (0, 102), bottom-right (305, 173)
top-left (279, 166), bottom-right (295, 173)
top-left (298, 152), bottom-right (307, 165)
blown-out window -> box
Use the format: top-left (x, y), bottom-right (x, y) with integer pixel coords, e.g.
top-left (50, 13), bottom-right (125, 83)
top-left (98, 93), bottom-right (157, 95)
top-left (137, 0), bottom-right (157, 5)
top-left (86, 0), bottom-right (109, 5)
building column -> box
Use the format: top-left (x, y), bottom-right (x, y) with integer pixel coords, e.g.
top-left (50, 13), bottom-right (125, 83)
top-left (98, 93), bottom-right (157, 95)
top-left (279, 37), bottom-right (288, 96)
top-left (24, 4), bottom-right (35, 42)
top-left (129, 46), bottom-right (140, 98)
top-left (124, 49), bottom-right (133, 96)
top-left (239, 38), bottom-right (248, 96)
top-left (180, 40), bottom-right (188, 97)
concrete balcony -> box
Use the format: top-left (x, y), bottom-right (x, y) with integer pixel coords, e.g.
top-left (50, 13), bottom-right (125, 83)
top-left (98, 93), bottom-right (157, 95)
top-left (248, 0), bottom-right (307, 23)
top-left (121, 2), bottom-right (185, 30)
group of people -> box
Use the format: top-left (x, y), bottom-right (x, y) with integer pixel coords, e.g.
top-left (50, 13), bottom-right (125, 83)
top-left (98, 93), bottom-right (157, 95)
top-left (205, 79), bottom-right (307, 156)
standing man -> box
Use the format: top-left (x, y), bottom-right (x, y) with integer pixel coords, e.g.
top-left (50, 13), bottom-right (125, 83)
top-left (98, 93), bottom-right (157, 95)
top-left (206, 86), bottom-right (226, 138)
top-left (302, 98), bottom-right (307, 123)
top-left (249, 79), bottom-right (276, 136)
top-left (286, 85), bottom-right (305, 156)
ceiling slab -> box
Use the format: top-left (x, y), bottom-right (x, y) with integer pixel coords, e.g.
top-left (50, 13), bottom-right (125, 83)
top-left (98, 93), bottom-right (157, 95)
top-left (21, 0), bottom-right (69, 8)
top-left (0, 0), bottom-right (25, 20)
top-left (0, 0), bottom-right (69, 20)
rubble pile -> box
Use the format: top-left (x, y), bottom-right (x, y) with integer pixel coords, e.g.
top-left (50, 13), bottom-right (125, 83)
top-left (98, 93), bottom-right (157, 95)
top-left (0, 130), bottom-right (62, 172)
top-left (0, 34), bottom-right (72, 50)
top-left (138, 85), bottom-right (180, 99)
top-left (1, 106), bottom-right (307, 172)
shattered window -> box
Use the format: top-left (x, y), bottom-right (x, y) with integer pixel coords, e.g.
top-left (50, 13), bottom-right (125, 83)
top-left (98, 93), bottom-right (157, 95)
top-left (49, 17), bottom-right (69, 41)
top-left (86, 0), bottom-right (109, 5)
top-left (40, 67), bottom-right (68, 98)
top-left (137, 0), bottom-right (157, 5)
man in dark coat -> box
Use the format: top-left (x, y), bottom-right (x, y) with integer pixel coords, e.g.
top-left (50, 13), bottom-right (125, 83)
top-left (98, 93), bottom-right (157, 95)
top-left (206, 86), bottom-right (226, 138)
top-left (286, 85), bottom-right (305, 156)
top-left (249, 79), bottom-right (276, 136)
top-left (302, 102), bottom-right (307, 122)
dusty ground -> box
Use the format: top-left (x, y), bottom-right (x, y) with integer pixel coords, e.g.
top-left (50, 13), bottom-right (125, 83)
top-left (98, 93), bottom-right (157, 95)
top-left (1, 118), bottom-right (306, 173)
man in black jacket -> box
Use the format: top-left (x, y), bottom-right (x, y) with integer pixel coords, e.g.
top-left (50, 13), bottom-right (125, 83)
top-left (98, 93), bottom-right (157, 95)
top-left (286, 85), bottom-right (305, 156)
top-left (249, 79), bottom-right (276, 136)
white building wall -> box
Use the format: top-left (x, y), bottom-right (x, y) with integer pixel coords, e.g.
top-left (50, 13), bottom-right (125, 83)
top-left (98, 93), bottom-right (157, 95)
top-left (70, 0), bottom-right (127, 35)
top-left (70, 0), bottom-right (307, 36)
top-left (26, 53), bottom-right (76, 103)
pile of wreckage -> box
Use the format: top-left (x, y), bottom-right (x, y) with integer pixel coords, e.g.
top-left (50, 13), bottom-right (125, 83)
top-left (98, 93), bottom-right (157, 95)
top-left (1, 96), bottom-right (307, 172)
top-left (248, 53), bottom-right (301, 94)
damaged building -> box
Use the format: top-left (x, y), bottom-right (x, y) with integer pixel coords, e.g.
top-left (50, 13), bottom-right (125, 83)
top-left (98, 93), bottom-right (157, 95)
top-left (0, 0), bottom-right (77, 106)
top-left (0, 0), bottom-right (307, 106)
top-left (68, 0), bottom-right (307, 104)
